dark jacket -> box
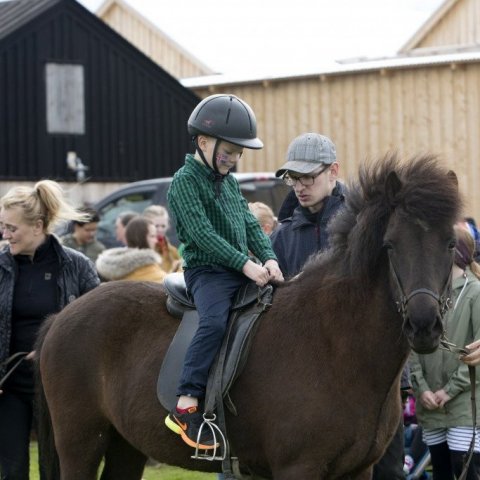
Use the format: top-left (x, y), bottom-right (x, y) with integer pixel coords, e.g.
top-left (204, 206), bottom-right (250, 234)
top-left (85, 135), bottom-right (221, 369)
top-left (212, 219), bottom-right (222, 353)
top-left (0, 235), bottom-right (100, 378)
top-left (270, 181), bottom-right (345, 278)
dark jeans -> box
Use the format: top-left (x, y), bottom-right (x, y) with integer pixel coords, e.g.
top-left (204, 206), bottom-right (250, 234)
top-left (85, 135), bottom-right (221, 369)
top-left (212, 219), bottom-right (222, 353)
top-left (0, 391), bottom-right (34, 480)
top-left (178, 266), bottom-right (249, 399)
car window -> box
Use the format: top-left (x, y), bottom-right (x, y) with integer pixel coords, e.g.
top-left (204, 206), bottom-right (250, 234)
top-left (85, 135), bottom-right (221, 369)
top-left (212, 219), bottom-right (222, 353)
top-left (96, 191), bottom-right (156, 248)
top-left (94, 176), bottom-right (291, 248)
top-left (239, 180), bottom-right (290, 212)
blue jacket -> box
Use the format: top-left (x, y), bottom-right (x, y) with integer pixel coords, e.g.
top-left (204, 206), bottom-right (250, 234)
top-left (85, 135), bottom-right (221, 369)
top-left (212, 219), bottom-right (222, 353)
top-left (0, 235), bottom-right (100, 377)
top-left (270, 182), bottom-right (345, 278)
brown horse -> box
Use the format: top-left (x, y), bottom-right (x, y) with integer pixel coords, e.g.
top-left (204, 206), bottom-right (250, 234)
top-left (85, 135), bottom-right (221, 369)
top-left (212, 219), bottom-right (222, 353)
top-left (37, 153), bottom-right (461, 479)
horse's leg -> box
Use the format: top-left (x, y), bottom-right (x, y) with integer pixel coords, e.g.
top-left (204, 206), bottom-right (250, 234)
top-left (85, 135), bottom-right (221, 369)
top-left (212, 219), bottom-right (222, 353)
top-left (53, 413), bottom-right (110, 479)
top-left (100, 429), bottom-right (147, 480)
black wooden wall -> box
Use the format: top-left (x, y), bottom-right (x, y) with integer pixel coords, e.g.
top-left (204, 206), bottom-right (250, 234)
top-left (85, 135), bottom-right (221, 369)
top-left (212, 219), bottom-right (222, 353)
top-left (0, 0), bottom-right (199, 182)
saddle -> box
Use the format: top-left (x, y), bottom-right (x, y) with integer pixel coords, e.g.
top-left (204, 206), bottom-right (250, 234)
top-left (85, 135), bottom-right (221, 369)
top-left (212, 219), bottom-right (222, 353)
top-left (157, 272), bottom-right (273, 415)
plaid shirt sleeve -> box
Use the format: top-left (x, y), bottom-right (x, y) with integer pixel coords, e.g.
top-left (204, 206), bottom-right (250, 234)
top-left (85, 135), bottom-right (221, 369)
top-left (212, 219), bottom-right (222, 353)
top-left (169, 174), bottom-right (251, 271)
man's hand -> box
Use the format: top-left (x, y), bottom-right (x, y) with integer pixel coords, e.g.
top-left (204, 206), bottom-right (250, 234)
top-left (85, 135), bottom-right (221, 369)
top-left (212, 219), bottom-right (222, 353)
top-left (242, 260), bottom-right (270, 286)
top-left (264, 259), bottom-right (284, 282)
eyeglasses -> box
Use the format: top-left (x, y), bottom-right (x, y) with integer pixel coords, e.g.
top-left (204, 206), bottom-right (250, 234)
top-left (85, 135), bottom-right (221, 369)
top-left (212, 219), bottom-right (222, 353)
top-left (282, 164), bottom-right (330, 187)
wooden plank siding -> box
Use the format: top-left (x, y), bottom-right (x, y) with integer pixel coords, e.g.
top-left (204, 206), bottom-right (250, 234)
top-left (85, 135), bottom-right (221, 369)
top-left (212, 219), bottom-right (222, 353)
top-left (416, 0), bottom-right (480, 49)
top-left (191, 61), bottom-right (480, 219)
top-left (98, 0), bottom-right (213, 80)
top-left (401, 0), bottom-right (480, 53)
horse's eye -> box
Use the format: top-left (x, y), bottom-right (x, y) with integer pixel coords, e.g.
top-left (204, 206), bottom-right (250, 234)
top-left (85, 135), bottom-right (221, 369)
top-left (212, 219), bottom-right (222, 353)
top-left (383, 241), bottom-right (393, 250)
top-left (448, 240), bottom-right (456, 251)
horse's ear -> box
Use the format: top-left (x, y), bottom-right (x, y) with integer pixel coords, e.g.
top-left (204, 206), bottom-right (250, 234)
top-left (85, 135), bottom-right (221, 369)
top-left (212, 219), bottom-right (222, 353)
top-left (447, 170), bottom-right (459, 189)
top-left (385, 171), bottom-right (402, 207)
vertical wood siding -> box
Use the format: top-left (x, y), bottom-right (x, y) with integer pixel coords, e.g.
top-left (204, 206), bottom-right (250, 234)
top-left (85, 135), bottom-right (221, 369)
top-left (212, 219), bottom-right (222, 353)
top-left (415, 0), bottom-right (480, 49)
top-left (0, 1), bottom-right (199, 182)
top-left (192, 61), bottom-right (480, 219)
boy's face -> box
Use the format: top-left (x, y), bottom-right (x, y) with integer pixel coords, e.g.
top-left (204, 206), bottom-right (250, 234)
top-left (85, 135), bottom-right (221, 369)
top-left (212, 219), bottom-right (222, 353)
top-left (200, 136), bottom-right (244, 175)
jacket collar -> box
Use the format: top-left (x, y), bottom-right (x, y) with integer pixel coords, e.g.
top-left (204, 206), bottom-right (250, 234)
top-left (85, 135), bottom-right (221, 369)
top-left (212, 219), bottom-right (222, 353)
top-left (0, 234), bottom-right (70, 272)
top-left (290, 181), bottom-right (345, 229)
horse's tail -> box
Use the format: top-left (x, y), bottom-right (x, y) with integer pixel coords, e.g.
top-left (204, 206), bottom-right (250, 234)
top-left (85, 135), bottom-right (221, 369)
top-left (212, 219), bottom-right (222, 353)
top-left (34, 314), bottom-right (61, 480)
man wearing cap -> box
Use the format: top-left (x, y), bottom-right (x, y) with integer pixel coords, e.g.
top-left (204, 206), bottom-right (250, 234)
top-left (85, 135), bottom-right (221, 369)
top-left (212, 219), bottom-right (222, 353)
top-left (271, 132), bottom-right (406, 480)
top-left (270, 132), bottom-right (345, 278)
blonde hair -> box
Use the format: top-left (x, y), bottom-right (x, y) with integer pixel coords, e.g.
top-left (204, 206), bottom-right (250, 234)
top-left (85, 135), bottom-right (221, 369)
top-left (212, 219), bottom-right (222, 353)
top-left (143, 205), bottom-right (169, 220)
top-left (454, 223), bottom-right (480, 279)
top-left (0, 180), bottom-right (88, 233)
top-left (248, 202), bottom-right (277, 233)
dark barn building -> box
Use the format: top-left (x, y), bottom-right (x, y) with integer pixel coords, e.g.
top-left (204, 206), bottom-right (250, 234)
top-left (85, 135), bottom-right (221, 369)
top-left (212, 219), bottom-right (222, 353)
top-left (0, 0), bottom-right (199, 182)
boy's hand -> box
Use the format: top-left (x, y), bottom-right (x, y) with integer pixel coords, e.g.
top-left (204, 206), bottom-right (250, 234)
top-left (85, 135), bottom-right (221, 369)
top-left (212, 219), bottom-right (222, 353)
top-left (242, 260), bottom-right (270, 286)
top-left (264, 260), bottom-right (284, 282)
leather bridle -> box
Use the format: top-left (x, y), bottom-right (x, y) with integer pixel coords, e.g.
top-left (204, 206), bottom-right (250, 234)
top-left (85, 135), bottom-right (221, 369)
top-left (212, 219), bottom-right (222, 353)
top-left (388, 252), bottom-right (453, 324)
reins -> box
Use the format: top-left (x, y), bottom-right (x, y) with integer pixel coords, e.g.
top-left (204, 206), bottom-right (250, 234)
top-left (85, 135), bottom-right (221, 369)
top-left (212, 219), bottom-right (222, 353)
top-left (0, 351), bottom-right (29, 390)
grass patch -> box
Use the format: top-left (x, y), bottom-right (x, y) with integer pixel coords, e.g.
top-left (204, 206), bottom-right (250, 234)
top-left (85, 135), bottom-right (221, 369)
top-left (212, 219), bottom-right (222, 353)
top-left (29, 443), bottom-right (216, 480)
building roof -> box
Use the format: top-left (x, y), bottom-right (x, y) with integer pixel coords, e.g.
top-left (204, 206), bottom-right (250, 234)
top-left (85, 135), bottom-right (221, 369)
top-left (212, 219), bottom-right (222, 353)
top-left (181, 50), bottom-right (480, 89)
top-left (398, 0), bottom-right (459, 53)
top-left (0, 0), bottom-right (61, 40)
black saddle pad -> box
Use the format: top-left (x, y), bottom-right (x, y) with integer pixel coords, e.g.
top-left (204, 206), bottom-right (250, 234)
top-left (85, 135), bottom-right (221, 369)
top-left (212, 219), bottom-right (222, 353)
top-left (157, 309), bottom-right (199, 411)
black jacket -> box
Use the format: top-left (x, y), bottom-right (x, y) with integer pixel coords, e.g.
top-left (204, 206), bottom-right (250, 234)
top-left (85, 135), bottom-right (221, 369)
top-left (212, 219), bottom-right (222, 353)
top-left (270, 182), bottom-right (345, 278)
top-left (0, 235), bottom-right (100, 378)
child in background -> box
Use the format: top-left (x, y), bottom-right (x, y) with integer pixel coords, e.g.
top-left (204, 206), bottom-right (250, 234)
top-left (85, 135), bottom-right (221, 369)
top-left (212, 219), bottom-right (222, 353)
top-left (143, 205), bottom-right (181, 272)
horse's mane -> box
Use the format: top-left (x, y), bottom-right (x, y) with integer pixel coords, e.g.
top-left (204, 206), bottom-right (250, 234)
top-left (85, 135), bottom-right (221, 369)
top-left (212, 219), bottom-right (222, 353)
top-left (301, 152), bottom-right (462, 289)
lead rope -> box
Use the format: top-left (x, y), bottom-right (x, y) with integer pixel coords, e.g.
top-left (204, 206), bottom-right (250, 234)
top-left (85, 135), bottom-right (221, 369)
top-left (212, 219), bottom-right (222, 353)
top-left (439, 336), bottom-right (477, 480)
top-left (0, 351), bottom-right (29, 390)
top-left (437, 272), bottom-right (477, 479)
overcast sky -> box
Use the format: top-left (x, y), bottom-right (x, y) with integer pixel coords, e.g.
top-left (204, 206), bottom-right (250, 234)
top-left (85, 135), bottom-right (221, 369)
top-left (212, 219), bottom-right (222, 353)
top-left (77, 0), bottom-right (443, 76)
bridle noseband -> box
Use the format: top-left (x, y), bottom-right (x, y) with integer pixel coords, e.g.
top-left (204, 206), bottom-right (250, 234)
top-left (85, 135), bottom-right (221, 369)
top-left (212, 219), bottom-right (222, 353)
top-left (388, 253), bottom-right (453, 323)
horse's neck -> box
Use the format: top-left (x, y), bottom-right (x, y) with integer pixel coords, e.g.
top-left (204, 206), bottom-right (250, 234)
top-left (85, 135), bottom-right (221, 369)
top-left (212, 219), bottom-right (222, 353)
top-left (282, 276), bottom-right (408, 386)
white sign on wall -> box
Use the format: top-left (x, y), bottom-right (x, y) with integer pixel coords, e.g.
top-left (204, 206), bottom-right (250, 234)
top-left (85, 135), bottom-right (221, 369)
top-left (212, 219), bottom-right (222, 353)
top-left (45, 63), bottom-right (85, 135)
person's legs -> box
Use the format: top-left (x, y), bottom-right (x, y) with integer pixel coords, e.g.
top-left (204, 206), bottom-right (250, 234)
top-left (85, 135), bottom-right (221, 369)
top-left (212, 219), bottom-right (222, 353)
top-left (0, 391), bottom-right (33, 480)
top-left (447, 426), bottom-right (480, 480)
top-left (428, 442), bottom-right (454, 480)
top-left (449, 450), bottom-right (480, 480)
top-left (167, 266), bottom-right (249, 448)
top-left (178, 266), bottom-right (249, 399)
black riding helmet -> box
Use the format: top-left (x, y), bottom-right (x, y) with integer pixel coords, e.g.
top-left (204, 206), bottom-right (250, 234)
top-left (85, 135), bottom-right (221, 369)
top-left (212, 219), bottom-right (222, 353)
top-left (188, 94), bottom-right (263, 150)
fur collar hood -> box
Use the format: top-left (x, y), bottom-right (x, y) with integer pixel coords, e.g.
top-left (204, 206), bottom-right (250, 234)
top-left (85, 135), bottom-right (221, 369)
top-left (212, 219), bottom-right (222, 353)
top-left (96, 247), bottom-right (162, 280)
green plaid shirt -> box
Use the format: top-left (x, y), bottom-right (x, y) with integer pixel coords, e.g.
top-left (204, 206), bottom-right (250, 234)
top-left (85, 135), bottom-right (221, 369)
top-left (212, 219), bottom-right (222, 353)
top-left (168, 154), bottom-right (277, 271)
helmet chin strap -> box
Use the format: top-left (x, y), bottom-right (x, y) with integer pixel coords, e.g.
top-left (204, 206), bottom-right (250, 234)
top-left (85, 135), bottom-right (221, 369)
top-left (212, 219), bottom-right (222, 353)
top-left (193, 137), bottom-right (226, 198)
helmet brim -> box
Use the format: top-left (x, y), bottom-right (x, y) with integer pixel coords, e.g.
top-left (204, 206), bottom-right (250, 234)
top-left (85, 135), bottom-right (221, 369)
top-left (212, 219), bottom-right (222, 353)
top-left (218, 135), bottom-right (264, 150)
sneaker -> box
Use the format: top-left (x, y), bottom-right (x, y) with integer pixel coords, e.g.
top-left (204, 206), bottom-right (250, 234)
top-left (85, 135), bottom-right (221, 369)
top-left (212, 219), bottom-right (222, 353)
top-left (165, 406), bottom-right (219, 450)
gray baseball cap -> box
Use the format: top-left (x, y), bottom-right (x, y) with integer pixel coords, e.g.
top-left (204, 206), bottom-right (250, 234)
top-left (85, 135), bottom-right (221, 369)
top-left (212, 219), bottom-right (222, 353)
top-left (275, 133), bottom-right (337, 177)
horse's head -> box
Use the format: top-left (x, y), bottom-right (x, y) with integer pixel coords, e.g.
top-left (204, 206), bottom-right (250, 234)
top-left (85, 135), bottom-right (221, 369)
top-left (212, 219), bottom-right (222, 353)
top-left (383, 166), bottom-right (459, 354)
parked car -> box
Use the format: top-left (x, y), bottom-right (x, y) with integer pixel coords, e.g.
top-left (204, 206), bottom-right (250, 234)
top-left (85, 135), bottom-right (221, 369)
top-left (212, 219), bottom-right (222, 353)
top-left (93, 172), bottom-right (290, 248)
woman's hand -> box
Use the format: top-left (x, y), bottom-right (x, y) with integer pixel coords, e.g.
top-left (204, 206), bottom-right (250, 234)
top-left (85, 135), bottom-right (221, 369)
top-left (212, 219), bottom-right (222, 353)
top-left (461, 339), bottom-right (480, 366)
top-left (420, 390), bottom-right (440, 410)
top-left (434, 389), bottom-right (451, 408)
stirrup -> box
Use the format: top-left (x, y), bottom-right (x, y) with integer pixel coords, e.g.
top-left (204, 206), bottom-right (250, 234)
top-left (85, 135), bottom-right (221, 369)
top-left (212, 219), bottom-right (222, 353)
top-left (191, 412), bottom-right (227, 461)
